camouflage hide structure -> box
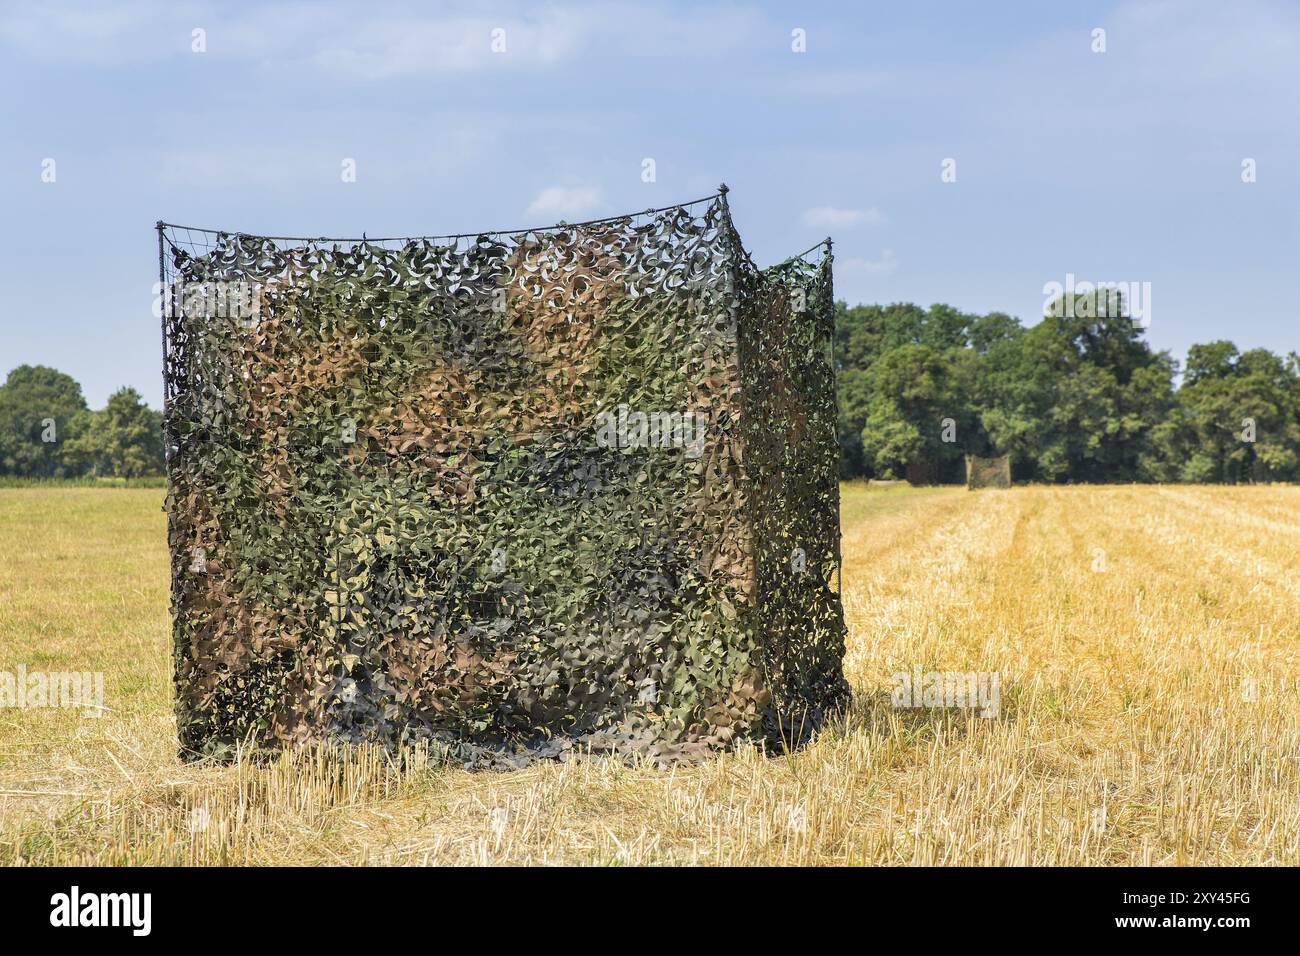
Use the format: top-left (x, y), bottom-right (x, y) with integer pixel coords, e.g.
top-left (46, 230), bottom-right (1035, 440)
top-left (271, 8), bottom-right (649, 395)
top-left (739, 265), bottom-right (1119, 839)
top-left (158, 189), bottom-right (848, 767)
top-left (966, 454), bottom-right (1012, 489)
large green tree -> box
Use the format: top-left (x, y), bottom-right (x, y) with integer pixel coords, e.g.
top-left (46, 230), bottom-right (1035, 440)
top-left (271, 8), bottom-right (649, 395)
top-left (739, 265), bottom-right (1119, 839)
top-left (976, 295), bottom-right (1177, 482)
top-left (858, 343), bottom-right (971, 480)
top-left (835, 302), bottom-right (995, 479)
top-left (0, 365), bottom-right (89, 477)
top-left (1174, 342), bottom-right (1300, 482)
top-left (831, 291), bottom-right (1300, 486)
top-left (64, 387), bottom-right (164, 478)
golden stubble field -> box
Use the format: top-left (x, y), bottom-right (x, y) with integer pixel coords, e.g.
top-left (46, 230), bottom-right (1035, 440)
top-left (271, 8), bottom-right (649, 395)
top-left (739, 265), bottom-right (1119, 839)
top-left (0, 484), bottom-right (1297, 865)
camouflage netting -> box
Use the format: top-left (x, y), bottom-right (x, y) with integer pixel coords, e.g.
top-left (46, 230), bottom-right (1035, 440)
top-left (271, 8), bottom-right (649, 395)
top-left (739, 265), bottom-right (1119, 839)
top-left (966, 455), bottom-right (1012, 489)
top-left (159, 189), bottom-right (847, 767)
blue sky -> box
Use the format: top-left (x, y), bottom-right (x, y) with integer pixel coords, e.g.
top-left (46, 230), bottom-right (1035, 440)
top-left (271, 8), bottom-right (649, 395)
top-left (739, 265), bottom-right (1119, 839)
top-left (2, 0), bottom-right (1296, 409)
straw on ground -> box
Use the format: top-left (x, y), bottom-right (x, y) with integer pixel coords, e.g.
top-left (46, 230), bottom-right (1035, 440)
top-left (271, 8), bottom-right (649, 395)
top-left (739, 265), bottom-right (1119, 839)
top-left (1, 484), bottom-right (1296, 864)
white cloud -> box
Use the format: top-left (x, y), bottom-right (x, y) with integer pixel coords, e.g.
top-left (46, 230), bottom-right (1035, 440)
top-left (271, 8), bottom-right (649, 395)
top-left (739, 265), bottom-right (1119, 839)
top-left (301, 14), bottom-right (583, 79)
top-left (0, 1), bottom-right (162, 65)
top-left (802, 206), bottom-right (884, 229)
top-left (841, 249), bottom-right (898, 276)
top-left (525, 186), bottom-right (603, 221)
top-left (0, 1), bottom-right (772, 76)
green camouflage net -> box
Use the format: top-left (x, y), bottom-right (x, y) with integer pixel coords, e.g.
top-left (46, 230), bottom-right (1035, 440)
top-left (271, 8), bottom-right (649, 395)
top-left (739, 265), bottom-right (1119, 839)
top-left (159, 190), bottom-right (847, 766)
top-left (965, 454), bottom-right (1012, 489)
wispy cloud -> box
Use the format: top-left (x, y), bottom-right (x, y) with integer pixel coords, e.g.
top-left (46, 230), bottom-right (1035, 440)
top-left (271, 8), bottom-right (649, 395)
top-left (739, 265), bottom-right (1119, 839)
top-left (841, 249), bottom-right (898, 276)
top-left (802, 206), bottom-right (884, 229)
top-left (0, 1), bottom-right (774, 77)
top-left (525, 186), bottom-right (603, 221)
top-left (0, 2), bottom-right (575, 71)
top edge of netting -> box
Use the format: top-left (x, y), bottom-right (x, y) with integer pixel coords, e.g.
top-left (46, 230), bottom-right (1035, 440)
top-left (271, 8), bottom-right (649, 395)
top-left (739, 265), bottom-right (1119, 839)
top-left (158, 189), bottom-right (733, 246)
top-left (776, 238), bottom-right (833, 266)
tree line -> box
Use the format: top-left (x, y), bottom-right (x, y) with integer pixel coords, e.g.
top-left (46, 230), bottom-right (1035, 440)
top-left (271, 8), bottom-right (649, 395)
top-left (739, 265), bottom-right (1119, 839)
top-left (836, 292), bottom-right (1300, 483)
top-left (5, 294), bottom-right (1298, 484)
top-left (0, 366), bottom-right (163, 479)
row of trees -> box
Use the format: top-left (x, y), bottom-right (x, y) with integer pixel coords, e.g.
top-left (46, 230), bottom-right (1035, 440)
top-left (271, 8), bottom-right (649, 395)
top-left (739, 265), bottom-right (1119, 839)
top-left (5, 296), bottom-right (1298, 484)
top-left (0, 366), bottom-right (163, 478)
top-left (836, 295), bottom-right (1300, 483)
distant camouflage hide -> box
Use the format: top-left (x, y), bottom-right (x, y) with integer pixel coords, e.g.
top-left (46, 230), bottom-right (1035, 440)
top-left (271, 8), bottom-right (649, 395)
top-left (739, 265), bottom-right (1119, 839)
top-left (159, 192), bottom-right (847, 766)
top-left (966, 455), bottom-right (1012, 489)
